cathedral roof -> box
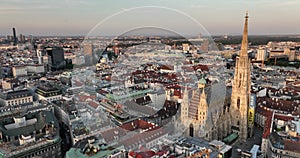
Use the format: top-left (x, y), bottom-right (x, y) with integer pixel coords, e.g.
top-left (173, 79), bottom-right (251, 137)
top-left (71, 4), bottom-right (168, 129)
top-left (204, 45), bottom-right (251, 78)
top-left (187, 81), bottom-right (227, 129)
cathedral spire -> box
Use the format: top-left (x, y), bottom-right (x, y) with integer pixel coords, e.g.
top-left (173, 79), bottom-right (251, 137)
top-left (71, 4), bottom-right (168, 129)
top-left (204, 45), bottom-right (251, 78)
top-left (182, 86), bottom-right (189, 104)
top-left (230, 11), bottom-right (252, 142)
top-left (240, 11), bottom-right (249, 57)
top-left (199, 88), bottom-right (208, 108)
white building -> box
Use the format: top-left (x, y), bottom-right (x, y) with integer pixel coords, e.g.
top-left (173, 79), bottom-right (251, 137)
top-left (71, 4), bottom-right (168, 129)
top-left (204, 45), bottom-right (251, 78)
top-left (0, 89), bottom-right (33, 106)
top-left (256, 47), bottom-right (267, 61)
top-left (12, 65), bottom-right (27, 77)
top-left (26, 64), bottom-right (45, 74)
top-left (35, 83), bottom-right (62, 102)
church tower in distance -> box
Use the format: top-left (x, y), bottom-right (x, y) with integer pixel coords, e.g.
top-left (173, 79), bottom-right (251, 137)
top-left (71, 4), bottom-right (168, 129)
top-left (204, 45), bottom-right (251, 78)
top-left (230, 12), bottom-right (251, 142)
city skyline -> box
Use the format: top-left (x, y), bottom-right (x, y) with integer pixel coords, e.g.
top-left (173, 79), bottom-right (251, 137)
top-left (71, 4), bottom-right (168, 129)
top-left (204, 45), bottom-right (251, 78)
top-left (1, 0), bottom-right (300, 36)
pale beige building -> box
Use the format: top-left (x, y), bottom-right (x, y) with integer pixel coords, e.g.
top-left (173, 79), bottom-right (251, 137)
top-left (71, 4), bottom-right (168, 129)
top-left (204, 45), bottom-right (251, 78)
top-left (12, 65), bottom-right (27, 77)
top-left (0, 89), bottom-right (33, 106)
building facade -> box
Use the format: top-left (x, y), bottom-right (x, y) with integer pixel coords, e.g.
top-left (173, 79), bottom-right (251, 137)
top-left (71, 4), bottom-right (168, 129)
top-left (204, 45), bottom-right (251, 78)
top-left (35, 83), bottom-right (62, 102)
top-left (175, 12), bottom-right (252, 142)
top-left (256, 47), bottom-right (267, 61)
top-left (12, 65), bottom-right (27, 77)
top-left (46, 47), bottom-right (65, 71)
top-left (0, 89), bottom-right (33, 107)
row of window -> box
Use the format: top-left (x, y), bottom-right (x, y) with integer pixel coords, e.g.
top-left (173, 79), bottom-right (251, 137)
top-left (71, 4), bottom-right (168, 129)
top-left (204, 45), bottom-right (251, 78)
top-left (19, 144), bottom-right (61, 158)
top-left (9, 94), bottom-right (29, 99)
top-left (46, 96), bottom-right (62, 102)
top-left (7, 97), bottom-right (32, 106)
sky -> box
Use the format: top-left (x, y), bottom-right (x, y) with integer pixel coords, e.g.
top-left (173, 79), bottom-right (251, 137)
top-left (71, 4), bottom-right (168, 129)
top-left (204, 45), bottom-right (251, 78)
top-left (0, 0), bottom-right (299, 36)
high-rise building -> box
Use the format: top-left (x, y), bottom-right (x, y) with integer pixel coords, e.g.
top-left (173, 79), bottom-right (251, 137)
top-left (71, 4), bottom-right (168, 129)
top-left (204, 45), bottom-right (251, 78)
top-left (19, 34), bottom-right (26, 43)
top-left (46, 47), bottom-right (65, 71)
top-left (83, 44), bottom-right (93, 65)
top-left (12, 27), bottom-right (17, 46)
top-left (289, 48), bottom-right (295, 61)
top-left (256, 47), bottom-right (267, 61)
top-left (83, 44), bottom-right (93, 56)
top-left (230, 12), bottom-right (252, 142)
top-left (200, 39), bottom-right (209, 53)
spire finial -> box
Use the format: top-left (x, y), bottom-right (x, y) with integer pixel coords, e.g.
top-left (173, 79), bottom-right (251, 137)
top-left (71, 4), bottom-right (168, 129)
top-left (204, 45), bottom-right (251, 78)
top-left (245, 11), bottom-right (248, 18)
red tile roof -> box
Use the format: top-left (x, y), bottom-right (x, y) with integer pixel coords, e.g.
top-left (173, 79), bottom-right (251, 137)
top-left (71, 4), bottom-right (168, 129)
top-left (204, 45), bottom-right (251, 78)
top-left (119, 127), bottom-right (167, 149)
top-left (257, 97), bottom-right (297, 113)
top-left (160, 65), bottom-right (174, 70)
top-left (192, 64), bottom-right (209, 71)
top-left (274, 114), bottom-right (294, 122)
top-left (262, 111), bottom-right (273, 139)
top-left (77, 95), bottom-right (96, 102)
top-left (284, 139), bottom-right (300, 153)
top-left (100, 119), bottom-right (157, 143)
top-left (74, 80), bottom-right (83, 87)
top-left (87, 101), bottom-right (99, 109)
top-left (255, 105), bottom-right (269, 116)
top-left (135, 150), bottom-right (156, 158)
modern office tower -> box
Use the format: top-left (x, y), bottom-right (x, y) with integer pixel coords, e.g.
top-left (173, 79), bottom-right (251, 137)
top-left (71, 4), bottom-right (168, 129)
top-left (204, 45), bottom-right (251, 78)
top-left (289, 48), bottom-right (295, 61)
top-left (6, 35), bottom-right (13, 42)
top-left (12, 27), bottom-right (17, 46)
top-left (256, 47), bottom-right (267, 61)
top-left (46, 47), bottom-right (65, 71)
top-left (230, 12), bottom-right (252, 142)
top-left (19, 34), bottom-right (26, 43)
top-left (83, 44), bottom-right (93, 65)
top-left (83, 44), bottom-right (93, 56)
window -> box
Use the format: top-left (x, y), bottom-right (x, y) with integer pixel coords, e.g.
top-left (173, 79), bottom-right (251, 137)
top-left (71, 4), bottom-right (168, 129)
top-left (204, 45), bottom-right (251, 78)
top-left (237, 98), bottom-right (240, 109)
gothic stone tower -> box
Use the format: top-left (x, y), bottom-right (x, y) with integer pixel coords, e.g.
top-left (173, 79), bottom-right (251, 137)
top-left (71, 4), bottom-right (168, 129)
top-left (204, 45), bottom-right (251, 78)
top-left (180, 86), bottom-right (208, 138)
top-left (230, 12), bottom-right (251, 142)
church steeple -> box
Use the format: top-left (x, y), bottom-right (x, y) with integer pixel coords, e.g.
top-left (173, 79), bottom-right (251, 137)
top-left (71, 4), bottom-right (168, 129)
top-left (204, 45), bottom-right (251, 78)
top-left (230, 11), bottom-right (252, 142)
top-left (197, 88), bottom-right (208, 122)
top-left (181, 86), bottom-right (189, 122)
top-left (240, 11), bottom-right (249, 57)
top-left (200, 88), bottom-right (206, 101)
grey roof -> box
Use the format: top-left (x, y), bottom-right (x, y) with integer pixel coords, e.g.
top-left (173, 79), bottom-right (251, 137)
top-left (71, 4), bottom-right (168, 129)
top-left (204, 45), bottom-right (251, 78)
top-left (124, 100), bottom-right (157, 116)
top-left (0, 89), bottom-right (32, 100)
top-left (0, 111), bottom-right (58, 137)
top-left (186, 81), bottom-right (227, 130)
top-left (207, 81), bottom-right (227, 127)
